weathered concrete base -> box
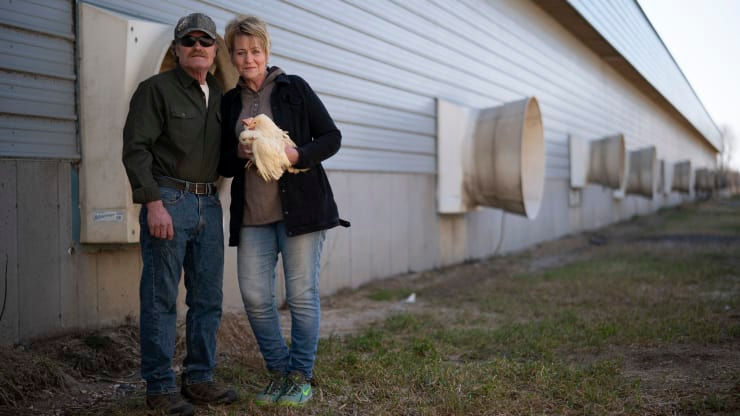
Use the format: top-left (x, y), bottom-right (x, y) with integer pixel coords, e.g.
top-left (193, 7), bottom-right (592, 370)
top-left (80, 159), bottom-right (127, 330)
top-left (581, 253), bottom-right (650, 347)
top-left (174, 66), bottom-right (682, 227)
top-left (0, 162), bottom-right (702, 344)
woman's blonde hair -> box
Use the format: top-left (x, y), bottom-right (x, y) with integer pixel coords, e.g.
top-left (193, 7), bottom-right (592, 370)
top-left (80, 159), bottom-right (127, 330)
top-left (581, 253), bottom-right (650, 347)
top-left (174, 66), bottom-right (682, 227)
top-left (225, 15), bottom-right (271, 57)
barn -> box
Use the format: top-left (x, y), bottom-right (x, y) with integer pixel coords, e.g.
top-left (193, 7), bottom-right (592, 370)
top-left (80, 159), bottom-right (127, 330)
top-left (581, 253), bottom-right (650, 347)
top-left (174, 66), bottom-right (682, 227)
top-left (0, 0), bottom-right (720, 344)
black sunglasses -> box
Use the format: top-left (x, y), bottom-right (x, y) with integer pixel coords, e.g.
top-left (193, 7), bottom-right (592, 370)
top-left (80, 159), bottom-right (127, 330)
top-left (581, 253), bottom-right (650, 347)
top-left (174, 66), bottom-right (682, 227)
top-left (179, 35), bottom-right (216, 47)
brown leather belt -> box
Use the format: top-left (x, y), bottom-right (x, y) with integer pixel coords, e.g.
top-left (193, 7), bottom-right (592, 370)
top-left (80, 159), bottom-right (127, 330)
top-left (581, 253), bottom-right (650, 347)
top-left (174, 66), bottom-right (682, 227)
top-left (155, 176), bottom-right (217, 195)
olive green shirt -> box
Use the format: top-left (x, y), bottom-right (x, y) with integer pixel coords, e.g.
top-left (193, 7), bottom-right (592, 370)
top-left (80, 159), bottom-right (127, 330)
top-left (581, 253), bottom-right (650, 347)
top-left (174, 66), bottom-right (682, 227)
top-left (123, 65), bottom-right (222, 203)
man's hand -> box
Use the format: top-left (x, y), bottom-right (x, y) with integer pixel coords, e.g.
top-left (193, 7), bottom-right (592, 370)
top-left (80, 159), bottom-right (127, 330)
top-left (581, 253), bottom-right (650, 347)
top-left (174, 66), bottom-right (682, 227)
top-left (146, 200), bottom-right (174, 240)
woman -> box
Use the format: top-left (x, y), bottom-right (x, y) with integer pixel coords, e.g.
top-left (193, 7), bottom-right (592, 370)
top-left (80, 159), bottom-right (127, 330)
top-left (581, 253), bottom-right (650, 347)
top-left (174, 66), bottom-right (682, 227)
top-left (219, 15), bottom-right (348, 407)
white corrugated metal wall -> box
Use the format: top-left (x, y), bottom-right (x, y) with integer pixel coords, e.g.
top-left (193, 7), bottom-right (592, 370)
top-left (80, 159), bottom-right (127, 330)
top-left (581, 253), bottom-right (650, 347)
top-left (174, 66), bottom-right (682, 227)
top-left (0, 0), bottom-right (78, 342)
top-left (79, 0), bottom-right (717, 289)
top-left (79, 0), bottom-right (717, 173)
top-left (0, 0), bottom-right (719, 343)
top-left (567, 0), bottom-right (721, 149)
top-left (0, 0), bottom-right (78, 158)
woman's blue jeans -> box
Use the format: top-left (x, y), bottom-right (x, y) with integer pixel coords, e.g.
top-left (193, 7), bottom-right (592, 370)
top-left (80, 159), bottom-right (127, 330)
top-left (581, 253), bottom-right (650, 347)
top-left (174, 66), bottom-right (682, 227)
top-left (237, 222), bottom-right (325, 379)
top-left (139, 186), bottom-right (224, 395)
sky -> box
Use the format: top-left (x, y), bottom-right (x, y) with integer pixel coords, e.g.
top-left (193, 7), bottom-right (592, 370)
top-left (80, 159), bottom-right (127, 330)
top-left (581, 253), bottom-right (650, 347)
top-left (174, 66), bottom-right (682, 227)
top-left (637, 0), bottom-right (740, 170)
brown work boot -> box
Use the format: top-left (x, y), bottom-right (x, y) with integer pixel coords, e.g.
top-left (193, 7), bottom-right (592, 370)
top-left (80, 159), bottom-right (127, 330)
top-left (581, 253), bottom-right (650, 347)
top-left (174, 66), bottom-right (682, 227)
top-left (146, 392), bottom-right (195, 415)
top-left (181, 379), bottom-right (238, 405)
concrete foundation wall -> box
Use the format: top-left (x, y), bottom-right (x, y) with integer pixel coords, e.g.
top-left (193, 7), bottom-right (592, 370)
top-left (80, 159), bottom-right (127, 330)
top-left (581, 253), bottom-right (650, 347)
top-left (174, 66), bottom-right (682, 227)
top-left (0, 162), bottom-right (694, 343)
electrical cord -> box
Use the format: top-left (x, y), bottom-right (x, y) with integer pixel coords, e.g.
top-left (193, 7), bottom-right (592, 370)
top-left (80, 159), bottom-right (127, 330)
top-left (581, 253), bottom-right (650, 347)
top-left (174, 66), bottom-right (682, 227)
top-left (0, 254), bottom-right (7, 323)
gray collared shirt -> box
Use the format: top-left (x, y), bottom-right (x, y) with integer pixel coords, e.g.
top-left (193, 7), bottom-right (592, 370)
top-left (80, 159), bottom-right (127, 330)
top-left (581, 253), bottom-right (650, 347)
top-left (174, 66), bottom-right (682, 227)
top-left (236, 67), bottom-right (285, 225)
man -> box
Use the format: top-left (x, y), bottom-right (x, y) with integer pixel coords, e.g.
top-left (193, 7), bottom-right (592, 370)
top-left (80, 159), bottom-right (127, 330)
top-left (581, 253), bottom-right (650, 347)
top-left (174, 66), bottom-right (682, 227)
top-left (123, 12), bottom-right (236, 415)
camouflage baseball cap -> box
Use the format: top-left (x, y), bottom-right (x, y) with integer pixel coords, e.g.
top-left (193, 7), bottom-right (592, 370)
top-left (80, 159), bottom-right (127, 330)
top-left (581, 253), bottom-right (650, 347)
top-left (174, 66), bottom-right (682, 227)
top-left (174, 13), bottom-right (217, 40)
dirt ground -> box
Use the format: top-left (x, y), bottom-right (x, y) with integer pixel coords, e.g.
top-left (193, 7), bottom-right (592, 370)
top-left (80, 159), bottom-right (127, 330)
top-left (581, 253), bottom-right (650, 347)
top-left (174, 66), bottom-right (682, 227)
top-left (0, 199), bottom-right (738, 415)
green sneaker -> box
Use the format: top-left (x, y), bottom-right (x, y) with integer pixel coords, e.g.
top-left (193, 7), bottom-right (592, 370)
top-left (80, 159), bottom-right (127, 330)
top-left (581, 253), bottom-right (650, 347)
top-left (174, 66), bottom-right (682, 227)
top-left (255, 371), bottom-right (285, 406)
top-left (276, 372), bottom-right (312, 407)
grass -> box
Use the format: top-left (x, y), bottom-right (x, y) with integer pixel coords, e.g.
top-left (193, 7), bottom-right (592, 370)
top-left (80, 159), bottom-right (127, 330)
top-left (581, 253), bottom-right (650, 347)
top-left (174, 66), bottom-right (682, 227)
top-left (366, 287), bottom-right (414, 301)
top-left (9, 199), bottom-right (740, 415)
top-left (309, 313), bottom-right (645, 415)
top-left (641, 196), bottom-right (740, 235)
top-left (315, 200), bottom-right (738, 415)
top-left (205, 201), bottom-right (735, 414)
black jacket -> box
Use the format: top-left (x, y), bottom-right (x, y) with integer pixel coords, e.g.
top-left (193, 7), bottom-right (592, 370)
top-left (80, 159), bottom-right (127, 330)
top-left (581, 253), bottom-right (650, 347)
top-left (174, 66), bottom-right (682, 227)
top-left (219, 72), bottom-right (349, 246)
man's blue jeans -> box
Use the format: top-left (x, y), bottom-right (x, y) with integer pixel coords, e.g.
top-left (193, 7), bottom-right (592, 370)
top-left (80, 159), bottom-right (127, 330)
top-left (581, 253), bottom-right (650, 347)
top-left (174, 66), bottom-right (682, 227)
top-left (237, 222), bottom-right (325, 379)
top-left (139, 186), bottom-right (224, 395)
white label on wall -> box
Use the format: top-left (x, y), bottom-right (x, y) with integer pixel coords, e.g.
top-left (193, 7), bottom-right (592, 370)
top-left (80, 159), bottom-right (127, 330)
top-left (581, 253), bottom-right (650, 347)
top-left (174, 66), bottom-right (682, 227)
top-left (92, 210), bottom-right (124, 223)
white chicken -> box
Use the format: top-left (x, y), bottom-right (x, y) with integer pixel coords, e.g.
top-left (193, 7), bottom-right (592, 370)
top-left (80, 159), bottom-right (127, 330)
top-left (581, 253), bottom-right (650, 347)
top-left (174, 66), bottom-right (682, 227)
top-left (238, 114), bottom-right (307, 181)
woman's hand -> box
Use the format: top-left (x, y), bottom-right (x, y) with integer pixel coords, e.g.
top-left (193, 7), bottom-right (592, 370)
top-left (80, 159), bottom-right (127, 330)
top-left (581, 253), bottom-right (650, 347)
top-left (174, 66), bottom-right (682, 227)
top-left (238, 141), bottom-right (253, 160)
top-left (238, 118), bottom-right (255, 160)
top-left (285, 146), bottom-right (300, 165)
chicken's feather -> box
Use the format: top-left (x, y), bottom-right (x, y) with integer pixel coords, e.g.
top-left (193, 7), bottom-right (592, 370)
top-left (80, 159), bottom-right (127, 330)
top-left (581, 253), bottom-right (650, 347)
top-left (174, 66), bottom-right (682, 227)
top-left (238, 114), bottom-right (307, 181)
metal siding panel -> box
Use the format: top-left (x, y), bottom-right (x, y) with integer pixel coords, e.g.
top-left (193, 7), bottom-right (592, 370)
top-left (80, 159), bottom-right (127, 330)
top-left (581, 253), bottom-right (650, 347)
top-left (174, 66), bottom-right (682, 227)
top-left (269, 27), bottom-right (502, 105)
top-left (81, 0), bottom-right (199, 26)
top-left (417, 1), bottom-right (606, 126)
top-left (347, 172), bottom-right (375, 287)
top-left (58, 161), bottom-right (77, 328)
top-left (323, 148), bottom-right (435, 174)
top-left (338, 123), bottom-right (435, 154)
top-left (283, 0), bottom-right (532, 99)
top-left (476, 0), bottom-right (632, 127)
top-left (434, 0), bottom-right (621, 124)
top-left (0, 160), bottom-right (19, 345)
top-left (389, 173), bottom-right (410, 275)
top-left (306, 0), bottom-right (601, 130)
top-left (608, 2), bottom-right (657, 75)
top-left (0, 26), bottom-right (75, 79)
top-left (17, 161), bottom-right (61, 339)
top-left (272, 57), bottom-right (433, 116)
top-left (205, 0), bottom-right (499, 102)
top-left (407, 173), bottom-right (439, 271)
top-left (323, 96), bottom-right (434, 136)
top-left (0, 115), bottom-right (78, 158)
top-left (0, 70), bottom-right (76, 119)
top-left (83, 0), bottom-right (577, 174)
top-left (0, 0), bottom-right (77, 159)
top-left (221, 0), bottom-right (517, 105)
top-left (319, 172), bottom-right (352, 295)
top-left (286, 0), bottom-right (627, 143)
top-left (343, 0), bottom-right (617, 175)
top-left (466, 208), bottom-right (501, 260)
top-left (0, 0), bottom-right (719, 342)
top-left (341, 172), bottom-right (417, 284)
top-left (84, 0), bottom-right (470, 173)
top-left (566, 0), bottom-right (721, 148)
top-left (368, 174), bottom-right (394, 280)
top-left (77, 0), bottom-right (717, 165)
top-left (458, 0), bottom-right (715, 171)
top-left (0, 0), bottom-right (74, 38)
top-left (403, 0), bottom-right (611, 126)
